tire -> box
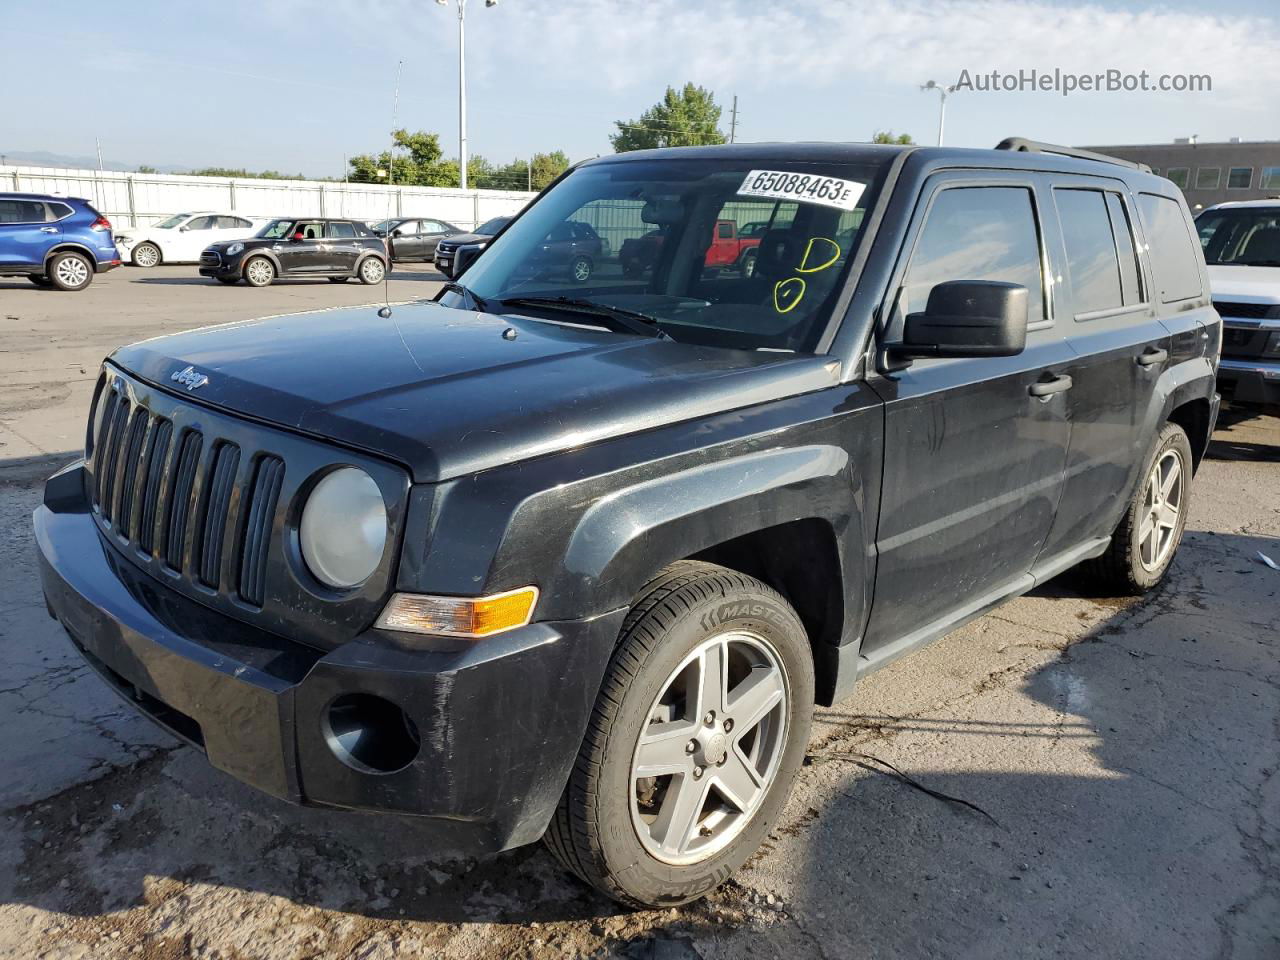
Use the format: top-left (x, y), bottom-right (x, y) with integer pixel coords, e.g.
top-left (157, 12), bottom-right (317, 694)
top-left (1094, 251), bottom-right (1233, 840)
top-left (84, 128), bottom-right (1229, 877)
top-left (243, 256), bottom-right (275, 288)
top-left (47, 251), bottom-right (94, 291)
top-left (739, 250), bottom-right (757, 279)
top-left (27, 274), bottom-right (52, 287)
top-left (131, 242), bottom-right (161, 268)
top-left (544, 560), bottom-right (814, 908)
top-left (569, 255), bottom-right (593, 283)
top-left (215, 276), bottom-right (239, 285)
top-left (1083, 421), bottom-right (1193, 594)
top-left (358, 257), bottom-right (386, 285)
top-left (327, 276), bottom-right (350, 283)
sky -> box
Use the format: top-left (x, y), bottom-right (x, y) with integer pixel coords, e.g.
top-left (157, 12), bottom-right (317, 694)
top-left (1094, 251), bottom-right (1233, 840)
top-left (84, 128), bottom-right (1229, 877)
top-left (4, 0), bottom-right (1277, 182)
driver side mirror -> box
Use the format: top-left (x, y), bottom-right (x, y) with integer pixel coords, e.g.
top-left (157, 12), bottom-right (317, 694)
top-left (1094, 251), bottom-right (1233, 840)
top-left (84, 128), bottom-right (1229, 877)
top-left (892, 280), bottom-right (1028, 360)
top-left (291, 232), bottom-right (304, 242)
top-left (391, 229), bottom-right (403, 238)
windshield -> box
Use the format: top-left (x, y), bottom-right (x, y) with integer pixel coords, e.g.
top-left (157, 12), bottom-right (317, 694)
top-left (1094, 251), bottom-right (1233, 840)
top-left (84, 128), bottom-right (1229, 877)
top-left (476, 217), bottom-right (511, 235)
top-left (457, 157), bottom-right (887, 352)
top-left (154, 214), bottom-right (189, 229)
top-left (256, 219), bottom-right (297, 239)
top-left (369, 219), bottom-right (395, 233)
top-left (1196, 208), bottom-right (1280, 266)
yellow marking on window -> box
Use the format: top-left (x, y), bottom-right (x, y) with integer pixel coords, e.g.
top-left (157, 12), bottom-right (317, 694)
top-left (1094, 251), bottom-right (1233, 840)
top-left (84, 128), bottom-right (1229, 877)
top-left (795, 237), bottom-right (841, 274)
top-left (773, 276), bottom-right (807, 314)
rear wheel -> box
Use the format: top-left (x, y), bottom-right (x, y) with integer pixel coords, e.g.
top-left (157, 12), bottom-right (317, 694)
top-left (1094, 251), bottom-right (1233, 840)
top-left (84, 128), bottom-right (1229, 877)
top-left (47, 252), bottom-right (93, 291)
top-left (739, 249), bottom-right (757, 279)
top-left (1084, 422), bottom-right (1193, 593)
top-left (358, 257), bottom-right (386, 285)
top-left (544, 561), bottom-right (813, 908)
top-left (243, 256), bottom-right (275, 287)
top-left (131, 242), bottom-right (161, 268)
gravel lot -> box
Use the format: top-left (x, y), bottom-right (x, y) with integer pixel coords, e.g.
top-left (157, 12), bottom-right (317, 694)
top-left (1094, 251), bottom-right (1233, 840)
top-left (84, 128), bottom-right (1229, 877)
top-left (1, 266), bottom-right (1277, 959)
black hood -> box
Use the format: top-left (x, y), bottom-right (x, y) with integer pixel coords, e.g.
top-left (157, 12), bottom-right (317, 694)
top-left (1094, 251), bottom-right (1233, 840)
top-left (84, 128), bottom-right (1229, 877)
top-left (109, 302), bottom-right (839, 483)
top-left (439, 232), bottom-right (491, 246)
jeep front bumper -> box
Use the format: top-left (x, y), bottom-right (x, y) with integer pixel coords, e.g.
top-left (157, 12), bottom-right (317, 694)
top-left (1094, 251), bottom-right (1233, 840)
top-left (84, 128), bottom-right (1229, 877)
top-left (35, 461), bottom-right (625, 853)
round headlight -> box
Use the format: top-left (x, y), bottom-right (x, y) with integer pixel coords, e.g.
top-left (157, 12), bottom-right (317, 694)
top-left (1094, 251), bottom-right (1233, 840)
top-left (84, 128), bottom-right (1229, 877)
top-left (300, 468), bottom-right (387, 588)
top-left (227, 242), bottom-right (244, 255)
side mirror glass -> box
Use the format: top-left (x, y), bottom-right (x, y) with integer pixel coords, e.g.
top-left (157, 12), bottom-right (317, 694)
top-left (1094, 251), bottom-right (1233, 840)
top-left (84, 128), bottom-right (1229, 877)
top-left (391, 229), bottom-right (403, 238)
top-left (895, 280), bottom-right (1028, 359)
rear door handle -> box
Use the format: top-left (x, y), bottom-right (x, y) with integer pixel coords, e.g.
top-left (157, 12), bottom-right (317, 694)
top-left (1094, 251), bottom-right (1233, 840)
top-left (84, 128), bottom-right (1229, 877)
top-left (1029, 374), bottom-right (1073, 398)
top-left (1137, 347), bottom-right (1168, 367)
top-left (40, 226), bottom-right (58, 233)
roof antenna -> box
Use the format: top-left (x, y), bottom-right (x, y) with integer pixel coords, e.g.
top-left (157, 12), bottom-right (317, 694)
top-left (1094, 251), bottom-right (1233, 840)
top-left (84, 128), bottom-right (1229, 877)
top-left (379, 59), bottom-right (403, 320)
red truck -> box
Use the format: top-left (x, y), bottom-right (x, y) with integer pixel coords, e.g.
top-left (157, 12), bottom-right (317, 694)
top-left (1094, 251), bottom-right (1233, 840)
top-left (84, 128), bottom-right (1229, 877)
top-left (620, 219), bottom-right (761, 279)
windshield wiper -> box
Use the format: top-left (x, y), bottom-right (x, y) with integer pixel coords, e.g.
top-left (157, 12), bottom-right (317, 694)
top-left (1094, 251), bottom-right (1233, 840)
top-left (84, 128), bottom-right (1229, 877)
top-left (441, 281), bottom-right (489, 312)
top-left (499, 296), bottom-right (671, 340)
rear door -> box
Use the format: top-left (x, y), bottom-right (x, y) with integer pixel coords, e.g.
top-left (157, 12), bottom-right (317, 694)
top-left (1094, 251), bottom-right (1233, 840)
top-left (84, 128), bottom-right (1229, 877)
top-left (325, 221), bottom-right (362, 272)
top-left (0, 198), bottom-right (57, 268)
top-left (1037, 180), bottom-right (1176, 557)
top-left (862, 174), bottom-right (1073, 659)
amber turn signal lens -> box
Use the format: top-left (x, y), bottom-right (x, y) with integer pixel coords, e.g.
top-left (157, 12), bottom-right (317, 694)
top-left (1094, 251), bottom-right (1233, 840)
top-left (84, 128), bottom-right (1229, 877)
top-left (375, 587), bottom-right (539, 638)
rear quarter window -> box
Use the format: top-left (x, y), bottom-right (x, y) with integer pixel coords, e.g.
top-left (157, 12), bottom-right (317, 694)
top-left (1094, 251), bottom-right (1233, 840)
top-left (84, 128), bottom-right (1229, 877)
top-left (1137, 193), bottom-right (1204, 303)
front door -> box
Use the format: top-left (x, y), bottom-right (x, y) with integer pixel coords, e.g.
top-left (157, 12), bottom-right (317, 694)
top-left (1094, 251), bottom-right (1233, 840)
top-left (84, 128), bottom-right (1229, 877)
top-left (278, 221), bottom-right (326, 274)
top-left (862, 176), bottom-right (1073, 660)
top-left (0, 198), bottom-right (59, 268)
top-left (174, 215), bottom-right (219, 261)
top-left (1038, 181), bottom-right (1174, 558)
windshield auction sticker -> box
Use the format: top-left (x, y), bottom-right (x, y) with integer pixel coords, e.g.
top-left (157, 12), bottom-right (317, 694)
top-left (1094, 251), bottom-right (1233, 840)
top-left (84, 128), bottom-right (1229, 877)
top-left (738, 170), bottom-right (865, 211)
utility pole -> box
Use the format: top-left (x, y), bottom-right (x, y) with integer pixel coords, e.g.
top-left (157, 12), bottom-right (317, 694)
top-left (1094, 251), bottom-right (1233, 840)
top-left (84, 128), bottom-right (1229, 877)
top-left (729, 95), bottom-right (738, 144)
top-left (920, 80), bottom-right (957, 146)
top-left (436, 1), bottom-right (499, 191)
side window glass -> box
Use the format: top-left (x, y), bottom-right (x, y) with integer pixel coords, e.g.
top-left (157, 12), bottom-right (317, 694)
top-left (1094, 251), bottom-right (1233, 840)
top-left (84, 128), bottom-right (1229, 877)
top-left (1136, 194), bottom-right (1203, 303)
top-left (1105, 194), bottom-right (1142, 306)
top-left (328, 221), bottom-right (357, 239)
top-left (297, 222), bottom-right (323, 239)
top-left (0, 199), bottom-right (51, 223)
top-left (47, 202), bottom-right (73, 221)
top-left (1055, 189), bottom-right (1123, 316)
top-left (188, 216), bottom-right (216, 230)
top-left (902, 186), bottom-right (1044, 320)
top-left (717, 222), bottom-right (733, 239)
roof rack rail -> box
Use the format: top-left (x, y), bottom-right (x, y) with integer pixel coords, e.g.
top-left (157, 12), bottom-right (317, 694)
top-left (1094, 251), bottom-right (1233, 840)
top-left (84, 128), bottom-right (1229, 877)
top-left (994, 137), bottom-right (1151, 173)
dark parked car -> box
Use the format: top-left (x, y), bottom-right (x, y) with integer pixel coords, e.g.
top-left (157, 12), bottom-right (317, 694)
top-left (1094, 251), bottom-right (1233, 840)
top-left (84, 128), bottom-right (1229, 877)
top-left (433, 216), bottom-right (511, 278)
top-left (199, 218), bottom-right (388, 287)
top-left (37, 139), bottom-right (1219, 910)
top-left (0, 192), bottom-right (121, 290)
top-left (371, 217), bottom-right (461, 262)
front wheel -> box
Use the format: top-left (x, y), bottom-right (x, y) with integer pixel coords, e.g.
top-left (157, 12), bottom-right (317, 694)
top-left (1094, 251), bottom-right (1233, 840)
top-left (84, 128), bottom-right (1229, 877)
top-left (47, 251), bottom-right (94, 291)
top-left (358, 257), bottom-right (386, 285)
top-left (243, 256), bottom-right (275, 287)
top-left (131, 242), bottom-right (161, 268)
top-left (569, 255), bottom-right (593, 283)
top-left (1084, 421), bottom-right (1193, 593)
top-left (544, 561), bottom-right (814, 908)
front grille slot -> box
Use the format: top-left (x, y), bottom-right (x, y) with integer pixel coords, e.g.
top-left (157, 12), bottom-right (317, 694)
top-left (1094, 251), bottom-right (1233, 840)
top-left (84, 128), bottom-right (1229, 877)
top-left (164, 431), bottom-right (204, 571)
top-left (197, 442), bottom-right (241, 587)
top-left (239, 456), bottom-right (285, 607)
top-left (200, 250), bottom-right (220, 267)
top-left (137, 419), bottom-right (173, 554)
top-left (114, 410), bottom-right (150, 537)
top-left (1214, 300), bottom-right (1275, 320)
top-left (97, 393), bottom-right (131, 521)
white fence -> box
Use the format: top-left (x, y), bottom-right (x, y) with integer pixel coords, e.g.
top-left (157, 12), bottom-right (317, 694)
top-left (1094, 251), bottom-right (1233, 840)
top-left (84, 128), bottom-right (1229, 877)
top-left (0, 165), bottom-right (534, 231)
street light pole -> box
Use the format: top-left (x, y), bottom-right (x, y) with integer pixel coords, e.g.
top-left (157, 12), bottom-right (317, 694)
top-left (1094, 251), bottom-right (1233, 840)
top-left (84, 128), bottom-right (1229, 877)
top-left (920, 80), bottom-right (957, 146)
top-left (438, 0), bottom-right (497, 191)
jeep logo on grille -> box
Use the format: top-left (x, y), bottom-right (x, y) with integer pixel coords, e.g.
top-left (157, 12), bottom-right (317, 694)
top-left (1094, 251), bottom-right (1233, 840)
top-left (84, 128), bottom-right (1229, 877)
top-left (170, 365), bottom-right (209, 391)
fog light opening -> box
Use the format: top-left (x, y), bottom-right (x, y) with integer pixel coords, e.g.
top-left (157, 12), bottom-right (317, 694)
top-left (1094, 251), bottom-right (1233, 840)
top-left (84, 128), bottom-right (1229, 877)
top-left (323, 694), bottom-right (420, 775)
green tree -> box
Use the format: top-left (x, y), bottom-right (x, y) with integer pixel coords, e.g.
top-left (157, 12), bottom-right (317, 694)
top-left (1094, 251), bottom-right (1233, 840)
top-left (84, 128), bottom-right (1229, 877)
top-left (189, 167), bottom-right (308, 180)
top-left (348, 129), bottom-right (457, 186)
top-left (477, 150), bottom-right (570, 191)
top-left (610, 83), bottom-right (726, 152)
top-left (871, 131), bottom-right (914, 144)
top-left (136, 165), bottom-right (159, 174)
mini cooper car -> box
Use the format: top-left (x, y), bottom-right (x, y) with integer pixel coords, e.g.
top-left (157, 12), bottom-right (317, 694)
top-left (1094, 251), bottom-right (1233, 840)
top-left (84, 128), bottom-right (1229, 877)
top-left (199, 218), bottom-right (388, 287)
top-left (114, 212), bottom-right (264, 267)
top-left (37, 139), bottom-right (1219, 908)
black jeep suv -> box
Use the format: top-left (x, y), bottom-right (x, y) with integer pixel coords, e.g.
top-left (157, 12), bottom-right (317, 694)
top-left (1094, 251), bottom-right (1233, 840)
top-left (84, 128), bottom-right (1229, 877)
top-left (36, 139), bottom-right (1219, 908)
top-left (199, 218), bottom-right (388, 286)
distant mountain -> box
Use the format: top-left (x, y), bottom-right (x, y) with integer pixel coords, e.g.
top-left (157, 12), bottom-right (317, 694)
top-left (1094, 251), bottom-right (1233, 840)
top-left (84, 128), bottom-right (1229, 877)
top-left (0, 149), bottom-right (191, 173)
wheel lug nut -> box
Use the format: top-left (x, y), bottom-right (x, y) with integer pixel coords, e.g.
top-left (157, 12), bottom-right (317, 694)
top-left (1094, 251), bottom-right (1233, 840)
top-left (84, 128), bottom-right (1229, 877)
top-left (703, 711), bottom-right (715, 725)
top-left (693, 766), bottom-right (704, 779)
top-left (699, 826), bottom-right (713, 837)
top-left (685, 740), bottom-right (697, 754)
top-left (723, 719), bottom-right (734, 733)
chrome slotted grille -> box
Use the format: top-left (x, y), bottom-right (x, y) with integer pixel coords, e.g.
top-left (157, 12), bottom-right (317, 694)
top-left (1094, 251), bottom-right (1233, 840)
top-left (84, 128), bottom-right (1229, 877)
top-left (88, 377), bottom-right (281, 607)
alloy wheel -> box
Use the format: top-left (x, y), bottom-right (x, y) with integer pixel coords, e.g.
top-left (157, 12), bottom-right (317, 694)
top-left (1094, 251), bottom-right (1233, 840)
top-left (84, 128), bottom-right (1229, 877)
top-left (630, 630), bottom-right (788, 865)
top-left (133, 244), bottom-right (159, 267)
top-left (55, 256), bottom-right (90, 288)
top-left (245, 259), bottom-right (274, 286)
top-left (1138, 449), bottom-right (1183, 571)
top-left (362, 259), bottom-right (385, 283)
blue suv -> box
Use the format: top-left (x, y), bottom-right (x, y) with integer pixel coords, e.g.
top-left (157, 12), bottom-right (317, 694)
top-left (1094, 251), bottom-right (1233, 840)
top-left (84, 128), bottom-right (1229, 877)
top-left (0, 193), bottom-right (121, 290)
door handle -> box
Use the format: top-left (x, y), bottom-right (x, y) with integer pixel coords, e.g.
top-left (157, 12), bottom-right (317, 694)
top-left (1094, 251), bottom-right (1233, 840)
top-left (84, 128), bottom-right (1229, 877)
top-left (1137, 348), bottom-right (1168, 367)
top-left (1029, 374), bottom-right (1073, 398)
top-left (40, 226), bottom-right (58, 233)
